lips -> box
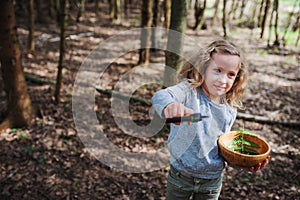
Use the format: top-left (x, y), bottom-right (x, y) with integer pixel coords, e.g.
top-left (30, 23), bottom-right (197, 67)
top-left (214, 85), bottom-right (225, 90)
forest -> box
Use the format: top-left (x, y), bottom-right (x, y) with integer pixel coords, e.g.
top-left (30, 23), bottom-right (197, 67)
top-left (0, 0), bottom-right (299, 199)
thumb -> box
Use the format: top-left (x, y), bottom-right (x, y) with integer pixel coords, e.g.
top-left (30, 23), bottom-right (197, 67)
top-left (184, 107), bottom-right (194, 116)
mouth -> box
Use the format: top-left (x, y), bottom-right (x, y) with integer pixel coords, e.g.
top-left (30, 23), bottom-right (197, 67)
top-left (214, 85), bottom-right (226, 91)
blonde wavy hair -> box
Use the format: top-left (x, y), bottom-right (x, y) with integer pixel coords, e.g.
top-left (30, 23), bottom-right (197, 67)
top-left (180, 40), bottom-right (248, 109)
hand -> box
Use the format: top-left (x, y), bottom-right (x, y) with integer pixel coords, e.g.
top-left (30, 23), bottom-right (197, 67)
top-left (244, 155), bottom-right (270, 172)
top-left (163, 102), bottom-right (194, 125)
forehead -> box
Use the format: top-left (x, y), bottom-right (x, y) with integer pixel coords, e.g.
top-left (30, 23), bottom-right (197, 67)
top-left (211, 53), bottom-right (240, 71)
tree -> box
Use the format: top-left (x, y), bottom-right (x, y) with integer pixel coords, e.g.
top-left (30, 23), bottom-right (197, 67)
top-left (49, 0), bottom-right (57, 19)
top-left (193, 0), bottom-right (207, 31)
top-left (54, 0), bottom-right (67, 103)
top-left (267, 0), bottom-right (280, 47)
top-left (151, 0), bottom-right (161, 50)
top-left (164, 0), bottom-right (187, 86)
top-left (76, 0), bottom-right (86, 22)
top-left (211, 0), bottom-right (220, 26)
top-left (260, 0), bottom-right (271, 38)
top-left (228, 0), bottom-right (238, 20)
top-left (0, 0), bottom-right (36, 132)
top-left (250, 2), bottom-right (259, 27)
top-left (238, 0), bottom-right (247, 19)
top-left (28, 0), bottom-right (35, 52)
top-left (222, 0), bottom-right (228, 39)
top-left (282, 0), bottom-right (299, 46)
top-left (138, 0), bottom-right (153, 65)
top-left (257, 0), bottom-right (265, 27)
top-left (109, 0), bottom-right (121, 23)
top-left (95, 0), bottom-right (100, 16)
top-left (164, 0), bottom-right (171, 29)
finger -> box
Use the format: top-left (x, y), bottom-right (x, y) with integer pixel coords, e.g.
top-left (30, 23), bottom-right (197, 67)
top-left (261, 157), bottom-right (269, 168)
top-left (249, 166), bottom-right (255, 172)
top-left (163, 107), bottom-right (170, 118)
top-left (177, 103), bottom-right (185, 117)
top-left (164, 103), bottom-right (186, 122)
top-left (164, 103), bottom-right (178, 118)
top-left (184, 107), bottom-right (194, 116)
top-left (248, 162), bottom-right (260, 172)
top-left (255, 162), bottom-right (262, 172)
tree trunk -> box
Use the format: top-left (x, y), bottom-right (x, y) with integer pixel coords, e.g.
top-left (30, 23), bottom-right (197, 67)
top-left (0, 0), bottom-right (36, 132)
top-left (238, 0), bottom-right (246, 19)
top-left (115, 0), bottom-right (121, 23)
top-left (164, 0), bottom-right (187, 86)
top-left (28, 0), bottom-right (35, 52)
top-left (228, 0), bottom-right (237, 19)
top-left (139, 0), bottom-right (153, 65)
top-left (222, 0), bottom-right (227, 39)
top-left (54, 0), bottom-right (67, 104)
top-left (296, 28), bottom-right (300, 46)
top-left (49, 0), bottom-right (56, 19)
top-left (109, 0), bottom-right (121, 23)
top-left (292, 10), bottom-right (299, 31)
top-left (151, 0), bottom-right (161, 50)
top-left (273, 0), bottom-right (280, 46)
top-left (95, 0), bottom-right (100, 16)
top-left (260, 0), bottom-right (270, 38)
top-left (164, 0), bottom-right (171, 29)
top-left (267, 2), bottom-right (274, 47)
top-left (251, 2), bottom-right (258, 26)
top-left (293, 11), bottom-right (299, 47)
top-left (53, 0), bottom-right (61, 24)
top-left (193, 0), bottom-right (207, 31)
top-left (109, 0), bottom-right (115, 21)
top-left (76, 0), bottom-right (86, 22)
top-left (211, 0), bottom-right (220, 26)
top-left (124, 0), bottom-right (129, 17)
top-left (282, 0), bottom-right (298, 46)
top-left (257, 0), bottom-right (265, 27)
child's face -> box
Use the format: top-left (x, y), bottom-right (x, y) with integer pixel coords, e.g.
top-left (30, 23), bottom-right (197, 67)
top-left (202, 53), bottom-right (240, 103)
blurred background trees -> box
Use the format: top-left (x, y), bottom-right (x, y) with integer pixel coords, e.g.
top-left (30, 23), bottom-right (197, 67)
top-left (0, 0), bottom-right (299, 131)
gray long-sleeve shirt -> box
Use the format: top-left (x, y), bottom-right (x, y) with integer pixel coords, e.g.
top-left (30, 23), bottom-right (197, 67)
top-left (152, 81), bottom-right (237, 179)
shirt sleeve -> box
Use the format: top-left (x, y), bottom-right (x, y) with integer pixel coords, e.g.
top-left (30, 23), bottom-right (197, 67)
top-left (151, 81), bottom-right (190, 118)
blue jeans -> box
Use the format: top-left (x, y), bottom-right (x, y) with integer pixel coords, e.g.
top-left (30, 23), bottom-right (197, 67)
top-left (166, 165), bottom-right (222, 200)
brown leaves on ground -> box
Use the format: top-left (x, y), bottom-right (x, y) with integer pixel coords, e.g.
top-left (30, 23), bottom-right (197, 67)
top-left (1, 3), bottom-right (299, 200)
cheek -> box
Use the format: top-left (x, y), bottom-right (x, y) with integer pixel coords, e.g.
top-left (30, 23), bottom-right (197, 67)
top-left (226, 81), bottom-right (235, 91)
top-left (204, 77), bottom-right (213, 87)
top-left (204, 72), bottom-right (216, 83)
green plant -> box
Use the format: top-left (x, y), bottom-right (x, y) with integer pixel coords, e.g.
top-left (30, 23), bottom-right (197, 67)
top-left (227, 128), bottom-right (260, 155)
top-left (18, 133), bottom-right (29, 139)
top-left (21, 145), bottom-right (36, 152)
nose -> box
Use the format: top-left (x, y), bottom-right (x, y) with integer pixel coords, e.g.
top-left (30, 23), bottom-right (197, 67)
top-left (218, 73), bottom-right (227, 83)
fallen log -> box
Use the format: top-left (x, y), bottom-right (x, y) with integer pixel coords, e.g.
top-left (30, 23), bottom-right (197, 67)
top-left (236, 112), bottom-right (300, 127)
top-left (95, 86), bottom-right (300, 127)
top-left (25, 73), bottom-right (56, 85)
top-left (21, 78), bottom-right (299, 128)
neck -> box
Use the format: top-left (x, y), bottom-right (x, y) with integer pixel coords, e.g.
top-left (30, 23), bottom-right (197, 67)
top-left (201, 86), bottom-right (221, 104)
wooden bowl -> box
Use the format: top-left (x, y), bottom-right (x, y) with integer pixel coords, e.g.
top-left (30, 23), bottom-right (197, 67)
top-left (218, 131), bottom-right (270, 168)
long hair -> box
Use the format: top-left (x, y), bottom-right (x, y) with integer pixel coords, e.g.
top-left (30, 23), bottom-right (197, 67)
top-left (180, 40), bottom-right (248, 108)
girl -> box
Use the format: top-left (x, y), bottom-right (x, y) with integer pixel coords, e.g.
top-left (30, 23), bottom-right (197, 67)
top-left (152, 40), bottom-right (269, 200)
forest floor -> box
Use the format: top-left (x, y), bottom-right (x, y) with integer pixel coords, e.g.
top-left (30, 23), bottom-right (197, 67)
top-left (1, 2), bottom-right (300, 200)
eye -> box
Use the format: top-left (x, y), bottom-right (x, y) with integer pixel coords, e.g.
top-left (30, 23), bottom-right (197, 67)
top-left (228, 72), bottom-right (236, 78)
top-left (214, 68), bottom-right (221, 73)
